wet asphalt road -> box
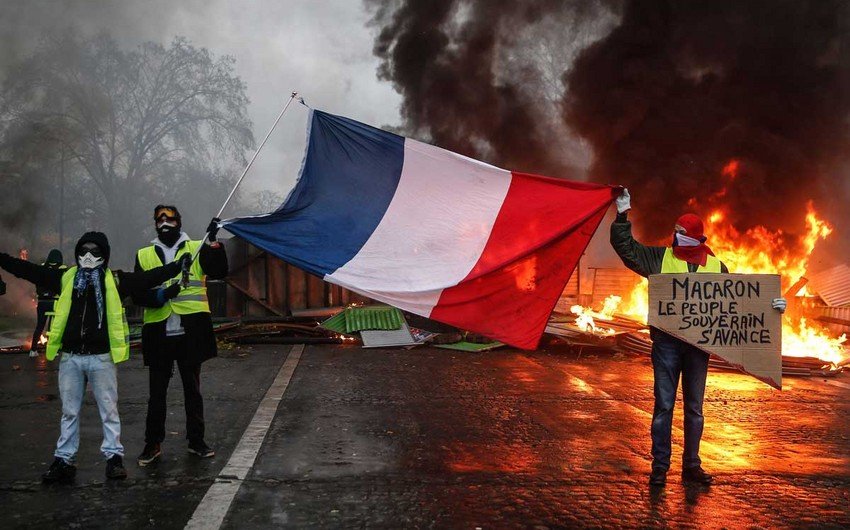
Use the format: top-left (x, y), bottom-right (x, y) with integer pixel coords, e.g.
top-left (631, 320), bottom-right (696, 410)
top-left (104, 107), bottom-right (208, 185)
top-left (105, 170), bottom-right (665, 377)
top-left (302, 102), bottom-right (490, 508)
top-left (1, 342), bottom-right (849, 529)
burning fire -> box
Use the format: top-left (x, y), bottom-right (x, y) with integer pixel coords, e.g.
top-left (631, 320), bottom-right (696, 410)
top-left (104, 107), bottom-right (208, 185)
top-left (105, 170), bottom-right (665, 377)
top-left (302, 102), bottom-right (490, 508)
top-left (601, 188), bottom-right (847, 365)
top-left (570, 304), bottom-right (616, 335)
top-left (703, 202), bottom-right (831, 284)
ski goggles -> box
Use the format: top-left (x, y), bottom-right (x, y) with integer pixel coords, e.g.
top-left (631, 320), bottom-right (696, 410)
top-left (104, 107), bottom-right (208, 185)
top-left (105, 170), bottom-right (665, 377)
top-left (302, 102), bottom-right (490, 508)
top-left (78, 243), bottom-right (103, 258)
top-left (154, 208), bottom-right (179, 222)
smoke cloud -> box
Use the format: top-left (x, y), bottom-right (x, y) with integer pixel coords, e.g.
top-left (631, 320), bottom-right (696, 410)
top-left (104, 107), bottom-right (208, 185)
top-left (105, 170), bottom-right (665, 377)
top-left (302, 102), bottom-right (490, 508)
top-left (368, 0), bottom-right (615, 177)
top-left (370, 0), bottom-right (850, 259)
top-left (564, 0), bottom-right (850, 242)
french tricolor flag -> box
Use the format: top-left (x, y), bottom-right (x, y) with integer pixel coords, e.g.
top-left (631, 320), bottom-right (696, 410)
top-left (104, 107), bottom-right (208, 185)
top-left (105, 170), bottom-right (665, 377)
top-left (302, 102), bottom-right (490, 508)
top-left (224, 110), bottom-right (618, 348)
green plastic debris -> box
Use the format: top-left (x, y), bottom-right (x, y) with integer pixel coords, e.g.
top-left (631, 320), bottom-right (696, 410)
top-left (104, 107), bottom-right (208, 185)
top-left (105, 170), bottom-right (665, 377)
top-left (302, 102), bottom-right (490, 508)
top-left (434, 341), bottom-right (504, 352)
top-left (321, 311), bottom-right (348, 334)
top-left (322, 306), bottom-right (404, 334)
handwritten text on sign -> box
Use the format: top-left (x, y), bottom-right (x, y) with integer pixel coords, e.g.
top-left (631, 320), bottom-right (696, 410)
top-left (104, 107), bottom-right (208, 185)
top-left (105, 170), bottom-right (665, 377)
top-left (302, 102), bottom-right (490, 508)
top-left (648, 273), bottom-right (782, 389)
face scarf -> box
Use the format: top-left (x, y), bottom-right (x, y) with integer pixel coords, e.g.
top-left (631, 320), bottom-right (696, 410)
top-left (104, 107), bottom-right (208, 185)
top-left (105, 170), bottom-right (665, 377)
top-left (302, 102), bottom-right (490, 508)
top-left (671, 213), bottom-right (715, 267)
top-left (156, 221), bottom-right (181, 247)
top-left (73, 266), bottom-right (105, 329)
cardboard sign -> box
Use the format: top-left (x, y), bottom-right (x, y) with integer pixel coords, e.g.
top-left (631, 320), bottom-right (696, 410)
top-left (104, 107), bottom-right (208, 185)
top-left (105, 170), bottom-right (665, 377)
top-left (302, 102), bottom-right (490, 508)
top-left (648, 273), bottom-right (782, 389)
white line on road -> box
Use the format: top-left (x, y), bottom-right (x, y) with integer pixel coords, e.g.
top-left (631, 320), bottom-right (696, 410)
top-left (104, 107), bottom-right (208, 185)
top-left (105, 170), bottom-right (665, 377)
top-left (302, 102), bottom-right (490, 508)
top-left (185, 344), bottom-right (304, 530)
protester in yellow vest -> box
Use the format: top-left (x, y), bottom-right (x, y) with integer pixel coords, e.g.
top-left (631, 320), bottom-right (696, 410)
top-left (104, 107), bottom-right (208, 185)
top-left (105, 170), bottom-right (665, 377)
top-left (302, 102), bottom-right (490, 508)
top-left (0, 232), bottom-right (187, 484)
top-left (133, 205), bottom-right (227, 466)
top-left (610, 189), bottom-right (786, 487)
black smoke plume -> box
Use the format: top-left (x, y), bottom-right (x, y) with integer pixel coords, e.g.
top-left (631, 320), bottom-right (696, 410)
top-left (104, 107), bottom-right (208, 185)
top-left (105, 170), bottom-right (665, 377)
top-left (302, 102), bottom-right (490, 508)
top-left (368, 0), bottom-right (610, 178)
top-left (564, 0), bottom-right (850, 241)
top-left (370, 0), bottom-right (850, 252)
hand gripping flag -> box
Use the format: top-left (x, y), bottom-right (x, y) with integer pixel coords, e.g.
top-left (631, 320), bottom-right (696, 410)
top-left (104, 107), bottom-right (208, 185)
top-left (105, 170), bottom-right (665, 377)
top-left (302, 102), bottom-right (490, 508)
top-left (223, 110), bottom-right (618, 348)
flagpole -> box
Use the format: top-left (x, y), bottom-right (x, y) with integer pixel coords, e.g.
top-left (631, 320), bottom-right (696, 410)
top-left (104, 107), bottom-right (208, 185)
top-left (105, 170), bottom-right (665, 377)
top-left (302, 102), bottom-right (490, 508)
top-left (184, 91), bottom-right (299, 277)
top-left (217, 90), bottom-right (299, 219)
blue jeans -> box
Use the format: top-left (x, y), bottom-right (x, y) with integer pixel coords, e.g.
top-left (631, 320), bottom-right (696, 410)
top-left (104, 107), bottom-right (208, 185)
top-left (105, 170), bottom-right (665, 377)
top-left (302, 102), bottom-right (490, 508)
top-left (55, 353), bottom-right (124, 463)
top-left (650, 330), bottom-right (709, 471)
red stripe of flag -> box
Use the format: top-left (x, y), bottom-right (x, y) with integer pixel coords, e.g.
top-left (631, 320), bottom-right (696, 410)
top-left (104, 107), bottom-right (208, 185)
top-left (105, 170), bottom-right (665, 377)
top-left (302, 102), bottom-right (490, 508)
top-left (429, 173), bottom-right (618, 349)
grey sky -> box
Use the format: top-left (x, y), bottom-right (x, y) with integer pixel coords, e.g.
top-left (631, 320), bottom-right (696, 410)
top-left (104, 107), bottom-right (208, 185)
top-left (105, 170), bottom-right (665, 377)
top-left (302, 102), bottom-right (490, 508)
top-left (1, 0), bottom-right (403, 216)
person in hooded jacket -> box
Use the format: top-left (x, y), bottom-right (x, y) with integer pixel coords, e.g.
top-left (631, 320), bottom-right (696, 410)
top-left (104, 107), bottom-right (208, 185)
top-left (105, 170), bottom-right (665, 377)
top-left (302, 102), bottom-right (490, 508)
top-left (0, 232), bottom-right (187, 483)
top-left (610, 189), bottom-right (787, 487)
top-left (133, 205), bottom-right (227, 466)
top-left (28, 248), bottom-right (66, 357)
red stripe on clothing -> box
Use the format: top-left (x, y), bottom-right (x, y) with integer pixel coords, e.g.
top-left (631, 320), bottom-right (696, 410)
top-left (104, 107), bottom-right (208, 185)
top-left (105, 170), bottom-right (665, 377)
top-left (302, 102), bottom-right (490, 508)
top-left (429, 173), bottom-right (617, 349)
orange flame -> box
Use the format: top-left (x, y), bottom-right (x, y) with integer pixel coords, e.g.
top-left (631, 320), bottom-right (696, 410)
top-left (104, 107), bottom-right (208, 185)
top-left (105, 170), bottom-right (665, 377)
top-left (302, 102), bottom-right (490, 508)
top-left (605, 193), bottom-right (846, 364)
top-left (570, 304), bottom-right (616, 335)
top-left (705, 201), bottom-right (829, 286)
top-left (721, 159), bottom-right (739, 179)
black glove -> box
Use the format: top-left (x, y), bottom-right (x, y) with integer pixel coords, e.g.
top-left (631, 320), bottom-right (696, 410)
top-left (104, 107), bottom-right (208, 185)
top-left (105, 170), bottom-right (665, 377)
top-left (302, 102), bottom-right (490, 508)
top-left (177, 253), bottom-right (193, 271)
top-left (163, 282), bottom-right (181, 300)
top-left (165, 254), bottom-right (190, 275)
top-left (206, 218), bottom-right (221, 242)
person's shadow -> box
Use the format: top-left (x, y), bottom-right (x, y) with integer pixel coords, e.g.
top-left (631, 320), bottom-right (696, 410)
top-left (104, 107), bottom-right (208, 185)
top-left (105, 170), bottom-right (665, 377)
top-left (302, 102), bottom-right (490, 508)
top-left (646, 480), bottom-right (711, 525)
top-left (683, 482), bottom-right (711, 505)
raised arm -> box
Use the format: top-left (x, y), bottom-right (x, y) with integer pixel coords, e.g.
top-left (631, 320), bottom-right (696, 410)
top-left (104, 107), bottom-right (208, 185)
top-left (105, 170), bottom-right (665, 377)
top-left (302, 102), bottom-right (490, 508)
top-left (198, 242), bottom-right (228, 280)
top-left (198, 218), bottom-right (228, 280)
top-left (609, 190), bottom-right (666, 277)
top-left (0, 252), bottom-right (63, 292)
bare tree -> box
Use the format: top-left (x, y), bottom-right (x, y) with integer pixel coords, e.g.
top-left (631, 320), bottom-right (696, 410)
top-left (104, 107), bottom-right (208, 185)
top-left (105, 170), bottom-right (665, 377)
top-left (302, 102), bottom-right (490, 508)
top-left (0, 32), bottom-right (254, 263)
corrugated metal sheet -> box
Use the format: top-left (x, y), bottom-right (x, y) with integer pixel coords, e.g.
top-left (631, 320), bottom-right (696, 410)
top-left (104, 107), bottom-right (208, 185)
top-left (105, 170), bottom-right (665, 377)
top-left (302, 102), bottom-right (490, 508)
top-left (808, 305), bottom-right (850, 335)
top-left (321, 306), bottom-right (404, 333)
top-left (344, 306), bottom-right (404, 332)
top-left (807, 264), bottom-right (850, 307)
top-left (223, 237), bottom-right (370, 316)
top-left (589, 267), bottom-right (643, 306)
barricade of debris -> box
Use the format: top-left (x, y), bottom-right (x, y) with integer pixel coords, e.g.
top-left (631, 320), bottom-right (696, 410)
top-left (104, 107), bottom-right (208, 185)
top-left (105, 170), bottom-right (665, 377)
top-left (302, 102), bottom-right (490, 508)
top-left (545, 309), bottom-right (846, 377)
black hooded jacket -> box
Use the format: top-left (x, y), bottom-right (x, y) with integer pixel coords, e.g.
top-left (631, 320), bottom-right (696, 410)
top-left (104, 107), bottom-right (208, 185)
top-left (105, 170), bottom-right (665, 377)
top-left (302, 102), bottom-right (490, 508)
top-left (0, 232), bottom-right (182, 355)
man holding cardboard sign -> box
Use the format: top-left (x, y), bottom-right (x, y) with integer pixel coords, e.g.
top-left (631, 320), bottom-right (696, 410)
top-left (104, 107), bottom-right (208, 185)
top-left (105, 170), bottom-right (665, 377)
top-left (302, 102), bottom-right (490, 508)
top-left (610, 189), bottom-right (786, 487)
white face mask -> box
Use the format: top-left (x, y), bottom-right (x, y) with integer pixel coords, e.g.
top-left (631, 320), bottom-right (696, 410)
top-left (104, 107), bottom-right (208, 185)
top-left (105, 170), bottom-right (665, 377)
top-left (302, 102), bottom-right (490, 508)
top-left (77, 252), bottom-right (104, 269)
top-left (674, 233), bottom-right (702, 247)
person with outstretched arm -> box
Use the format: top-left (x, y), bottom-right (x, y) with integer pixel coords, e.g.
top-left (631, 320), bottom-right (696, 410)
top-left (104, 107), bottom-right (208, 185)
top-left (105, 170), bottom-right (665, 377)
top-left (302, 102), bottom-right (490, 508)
top-left (610, 189), bottom-right (786, 487)
top-left (0, 232), bottom-right (188, 483)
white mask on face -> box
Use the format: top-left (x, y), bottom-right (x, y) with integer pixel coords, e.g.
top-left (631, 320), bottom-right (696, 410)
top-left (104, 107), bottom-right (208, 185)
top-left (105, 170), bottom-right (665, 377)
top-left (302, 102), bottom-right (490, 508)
top-left (77, 252), bottom-right (104, 269)
top-left (674, 233), bottom-right (702, 247)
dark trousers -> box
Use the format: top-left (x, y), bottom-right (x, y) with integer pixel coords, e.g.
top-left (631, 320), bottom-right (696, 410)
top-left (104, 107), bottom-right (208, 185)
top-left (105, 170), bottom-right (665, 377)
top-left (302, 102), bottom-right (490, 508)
top-left (31, 300), bottom-right (52, 349)
top-left (144, 335), bottom-right (205, 444)
top-left (650, 332), bottom-right (710, 471)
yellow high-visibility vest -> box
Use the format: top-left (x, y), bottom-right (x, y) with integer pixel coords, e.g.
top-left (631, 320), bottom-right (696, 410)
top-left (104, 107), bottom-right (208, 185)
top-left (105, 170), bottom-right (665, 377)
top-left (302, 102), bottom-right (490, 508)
top-left (45, 267), bottom-right (130, 363)
top-left (660, 247), bottom-right (722, 273)
top-left (136, 241), bottom-right (210, 324)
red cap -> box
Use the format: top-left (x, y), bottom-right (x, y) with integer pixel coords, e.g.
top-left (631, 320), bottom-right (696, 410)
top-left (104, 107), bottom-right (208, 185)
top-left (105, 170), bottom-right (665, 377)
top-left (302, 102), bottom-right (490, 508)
top-left (675, 213), bottom-right (705, 241)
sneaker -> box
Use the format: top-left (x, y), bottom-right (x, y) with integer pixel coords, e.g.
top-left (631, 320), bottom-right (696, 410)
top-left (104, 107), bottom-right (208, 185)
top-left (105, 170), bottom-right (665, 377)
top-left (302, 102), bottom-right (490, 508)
top-left (105, 455), bottom-right (127, 480)
top-left (682, 465), bottom-right (713, 484)
top-left (649, 467), bottom-right (667, 486)
top-left (42, 457), bottom-right (76, 484)
top-left (137, 443), bottom-right (162, 467)
top-left (187, 440), bottom-right (215, 458)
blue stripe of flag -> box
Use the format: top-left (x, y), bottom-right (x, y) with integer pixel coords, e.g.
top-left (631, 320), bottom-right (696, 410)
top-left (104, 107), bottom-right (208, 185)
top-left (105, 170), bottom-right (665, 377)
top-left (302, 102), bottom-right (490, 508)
top-left (224, 110), bottom-right (405, 277)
